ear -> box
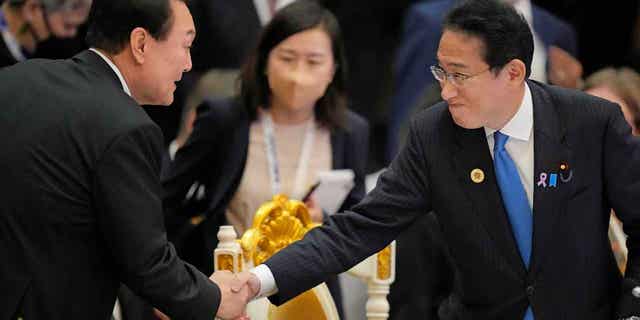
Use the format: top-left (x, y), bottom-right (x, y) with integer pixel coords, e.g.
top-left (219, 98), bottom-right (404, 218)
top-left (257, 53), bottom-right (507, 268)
top-left (129, 27), bottom-right (149, 65)
top-left (505, 59), bottom-right (527, 83)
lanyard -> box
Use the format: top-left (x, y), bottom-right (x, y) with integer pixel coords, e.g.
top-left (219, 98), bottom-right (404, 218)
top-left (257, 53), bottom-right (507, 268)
top-left (261, 112), bottom-right (315, 199)
top-left (0, 10), bottom-right (26, 62)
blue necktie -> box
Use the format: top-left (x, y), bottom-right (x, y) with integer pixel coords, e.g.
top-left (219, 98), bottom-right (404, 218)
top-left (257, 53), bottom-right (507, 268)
top-left (493, 131), bottom-right (534, 320)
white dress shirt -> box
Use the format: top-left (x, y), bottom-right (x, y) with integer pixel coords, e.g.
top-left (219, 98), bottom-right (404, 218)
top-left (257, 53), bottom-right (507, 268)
top-left (250, 264), bottom-right (279, 297)
top-left (484, 82), bottom-right (535, 209)
top-left (251, 83), bottom-right (536, 296)
top-left (168, 140), bottom-right (180, 161)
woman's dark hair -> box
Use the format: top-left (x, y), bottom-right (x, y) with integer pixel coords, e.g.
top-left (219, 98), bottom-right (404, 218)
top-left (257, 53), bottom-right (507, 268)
top-left (239, 0), bottom-right (348, 128)
top-left (85, 0), bottom-right (186, 54)
top-left (444, 0), bottom-right (534, 77)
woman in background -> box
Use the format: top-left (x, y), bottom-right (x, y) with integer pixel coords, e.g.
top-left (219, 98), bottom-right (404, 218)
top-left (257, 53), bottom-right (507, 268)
top-left (162, 1), bottom-right (369, 316)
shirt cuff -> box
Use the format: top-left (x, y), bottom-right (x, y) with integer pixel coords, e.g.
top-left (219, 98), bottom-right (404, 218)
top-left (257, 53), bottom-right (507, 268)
top-left (249, 264), bottom-right (278, 298)
top-left (168, 140), bottom-right (179, 160)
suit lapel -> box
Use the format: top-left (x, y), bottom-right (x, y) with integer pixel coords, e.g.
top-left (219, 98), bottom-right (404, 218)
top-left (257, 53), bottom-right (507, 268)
top-left (451, 124), bottom-right (526, 277)
top-left (528, 81), bottom-right (571, 275)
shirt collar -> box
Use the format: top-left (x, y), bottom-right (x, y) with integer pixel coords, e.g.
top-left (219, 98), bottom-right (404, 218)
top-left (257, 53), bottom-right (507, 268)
top-left (89, 48), bottom-right (132, 97)
top-left (484, 82), bottom-right (533, 142)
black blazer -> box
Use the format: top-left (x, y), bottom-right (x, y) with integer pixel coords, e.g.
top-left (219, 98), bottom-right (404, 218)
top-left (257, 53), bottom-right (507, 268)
top-left (0, 51), bottom-right (220, 320)
top-left (263, 80), bottom-right (640, 319)
top-left (162, 97), bottom-right (370, 275)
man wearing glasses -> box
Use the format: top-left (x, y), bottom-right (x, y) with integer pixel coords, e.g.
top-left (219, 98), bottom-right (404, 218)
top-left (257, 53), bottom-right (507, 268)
top-left (230, 0), bottom-right (640, 318)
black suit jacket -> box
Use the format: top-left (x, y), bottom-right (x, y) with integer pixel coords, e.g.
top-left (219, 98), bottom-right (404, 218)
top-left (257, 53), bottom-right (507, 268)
top-left (263, 80), bottom-right (640, 319)
top-left (0, 50), bottom-right (220, 320)
top-left (162, 97), bottom-right (370, 275)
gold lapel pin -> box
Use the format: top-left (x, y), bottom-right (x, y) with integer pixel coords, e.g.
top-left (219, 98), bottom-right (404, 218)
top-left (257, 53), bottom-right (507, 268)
top-left (470, 168), bottom-right (485, 183)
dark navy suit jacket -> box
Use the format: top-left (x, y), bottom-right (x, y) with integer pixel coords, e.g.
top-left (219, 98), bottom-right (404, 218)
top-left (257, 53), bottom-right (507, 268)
top-left (264, 81), bottom-right (640, 319)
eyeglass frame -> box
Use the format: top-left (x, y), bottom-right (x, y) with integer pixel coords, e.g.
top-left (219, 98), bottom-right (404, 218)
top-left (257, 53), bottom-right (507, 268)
top-left (430, 64), bottom-right (493, 87)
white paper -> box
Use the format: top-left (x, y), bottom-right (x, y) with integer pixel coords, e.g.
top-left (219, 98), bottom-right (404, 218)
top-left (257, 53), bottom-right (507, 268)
top-left (312, 169), bottom-right (355, 215)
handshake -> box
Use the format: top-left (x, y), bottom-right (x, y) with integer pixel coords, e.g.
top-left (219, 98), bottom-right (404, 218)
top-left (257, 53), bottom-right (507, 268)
top-left (210, 270), bottom-right (262, 319)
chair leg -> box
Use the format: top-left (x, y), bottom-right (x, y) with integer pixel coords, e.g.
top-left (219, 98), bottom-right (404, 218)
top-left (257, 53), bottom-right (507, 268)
top-left (366, 282), bottom-right (390, 320)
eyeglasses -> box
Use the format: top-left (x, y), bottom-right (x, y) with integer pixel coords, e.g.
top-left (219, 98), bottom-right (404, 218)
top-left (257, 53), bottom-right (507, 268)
top-left (430, 65), bottom-right (491, 87)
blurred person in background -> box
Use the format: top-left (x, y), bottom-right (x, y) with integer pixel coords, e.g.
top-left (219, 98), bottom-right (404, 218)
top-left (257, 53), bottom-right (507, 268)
top-left (0, 0), bottom-right (91, 67)
top-left (533, 0), bottom-right (639, 76)
top-left (188, 0), bottom-right (296, 74)
top-left (168, 69), bottom-right (240, 161)
top-left (162, 1), bottom-right (370, 318)
top-left (584, 67), bottom-right (640, 136)
top-left (584, 67), bottom-right (640, 275)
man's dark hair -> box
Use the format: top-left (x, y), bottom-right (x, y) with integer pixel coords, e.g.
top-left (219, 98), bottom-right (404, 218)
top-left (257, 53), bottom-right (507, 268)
top-left (239, 0), bottom-right (348, 129)
top-left (85, 0), bottom-right (186, 54)
top-left (444, 0), bottom-right (534, 77)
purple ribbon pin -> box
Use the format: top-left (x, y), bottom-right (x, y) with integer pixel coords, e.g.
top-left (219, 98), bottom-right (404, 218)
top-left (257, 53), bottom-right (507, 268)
top-left (537, 173), bottom-right (547, 187)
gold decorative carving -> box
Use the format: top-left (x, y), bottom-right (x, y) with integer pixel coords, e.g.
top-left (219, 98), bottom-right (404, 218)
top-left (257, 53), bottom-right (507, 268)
top-left (268, 289), bottom-right (327, 320)
top-left (241, 194), bottom-right (319, 265)
top-left (217, 254), bottom-right (235, 272)
top-left (377, 245), bottom-right (392, 280)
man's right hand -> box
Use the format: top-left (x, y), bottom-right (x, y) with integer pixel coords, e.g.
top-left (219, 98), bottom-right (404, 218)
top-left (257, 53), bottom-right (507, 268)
top-left (210, 270), bottom-right (255, 319)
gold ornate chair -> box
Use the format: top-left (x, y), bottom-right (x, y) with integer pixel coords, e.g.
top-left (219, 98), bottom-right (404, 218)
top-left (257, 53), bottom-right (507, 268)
top-left (214, 195), bottom-right (396, 320)
top-left (214, 195), bottom-right (339, 320)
